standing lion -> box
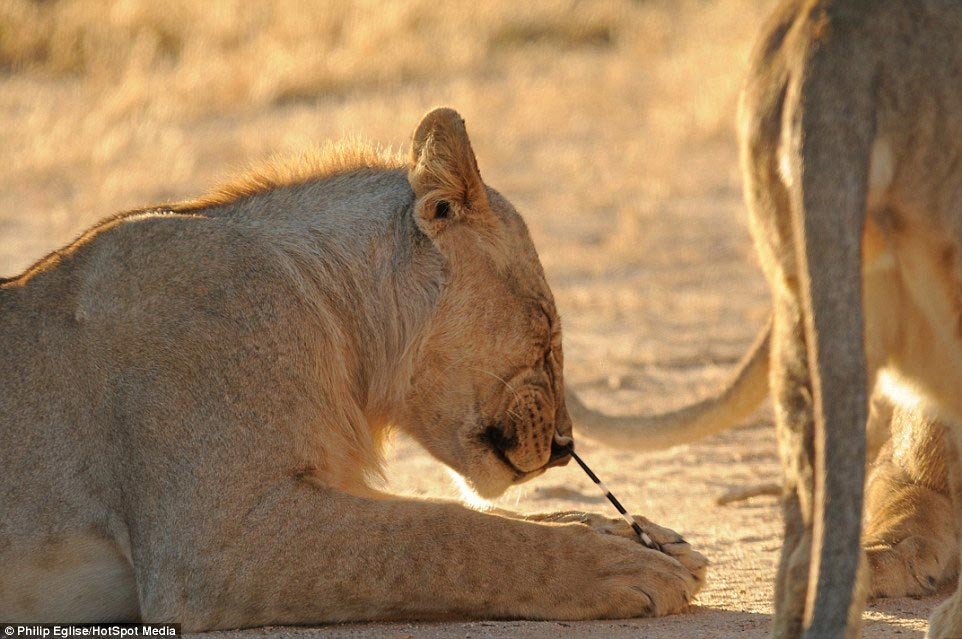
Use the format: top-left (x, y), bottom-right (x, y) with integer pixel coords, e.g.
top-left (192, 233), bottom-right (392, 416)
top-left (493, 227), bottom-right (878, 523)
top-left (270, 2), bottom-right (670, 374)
top-left (570, 1), bottom-right (962, 637)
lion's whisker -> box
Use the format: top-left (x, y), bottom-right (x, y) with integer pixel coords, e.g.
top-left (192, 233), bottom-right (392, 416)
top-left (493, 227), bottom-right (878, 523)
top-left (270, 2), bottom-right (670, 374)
top-left (471, 367), bottom-right (524, 409)
top-left (505, 408), bottom-right (525, 422)
top-left (471, 367), bottom-right (517, 393)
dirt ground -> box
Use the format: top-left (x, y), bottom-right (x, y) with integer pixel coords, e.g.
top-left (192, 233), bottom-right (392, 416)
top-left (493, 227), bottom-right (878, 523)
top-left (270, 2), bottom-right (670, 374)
top-left (0, 0), bottom-right (944, 636)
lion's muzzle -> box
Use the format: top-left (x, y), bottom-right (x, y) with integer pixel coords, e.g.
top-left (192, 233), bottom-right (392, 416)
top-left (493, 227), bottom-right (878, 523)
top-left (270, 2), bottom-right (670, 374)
top-left (499, 387), bottom-right (564, 473)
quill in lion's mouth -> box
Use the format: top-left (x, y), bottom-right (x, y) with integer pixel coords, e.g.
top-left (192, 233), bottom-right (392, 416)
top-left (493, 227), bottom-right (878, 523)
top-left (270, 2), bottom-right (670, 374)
top-left (558, 441), bottom-right (663, 552)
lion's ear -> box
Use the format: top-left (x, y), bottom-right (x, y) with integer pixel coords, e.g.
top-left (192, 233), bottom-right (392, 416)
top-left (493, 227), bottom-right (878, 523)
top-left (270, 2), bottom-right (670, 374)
top-left (408, 108), bottom-right (488, 233)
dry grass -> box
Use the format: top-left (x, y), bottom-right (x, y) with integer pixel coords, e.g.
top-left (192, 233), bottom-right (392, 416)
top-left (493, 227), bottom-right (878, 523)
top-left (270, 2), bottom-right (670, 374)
top-left (0, 0), bottom-right (772, 275)
top-left (2, 1), bottom-right (638, 115)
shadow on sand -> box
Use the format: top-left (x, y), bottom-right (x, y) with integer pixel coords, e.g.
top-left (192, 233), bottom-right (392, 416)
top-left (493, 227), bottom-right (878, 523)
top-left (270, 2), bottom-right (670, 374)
top-left (191, 598), bottom-right (940, 639)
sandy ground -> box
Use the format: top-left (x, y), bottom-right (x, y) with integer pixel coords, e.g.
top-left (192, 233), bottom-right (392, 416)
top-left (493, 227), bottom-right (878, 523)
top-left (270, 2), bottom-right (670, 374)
top-left (0, 0), bottom-right (946, 636)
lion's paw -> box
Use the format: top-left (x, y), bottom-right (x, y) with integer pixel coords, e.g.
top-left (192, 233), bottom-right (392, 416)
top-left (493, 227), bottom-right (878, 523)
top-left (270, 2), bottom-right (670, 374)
top-left (542, 510), bottom-right (708, 604)
top-left (867, 535), bottom-right (951, 599)
top-left (590, 533), bottom-right (706, 617)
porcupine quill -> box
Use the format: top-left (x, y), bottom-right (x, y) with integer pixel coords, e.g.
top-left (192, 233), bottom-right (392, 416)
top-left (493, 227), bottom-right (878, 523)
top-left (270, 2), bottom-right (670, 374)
top-left (563, 445), bottom-right (663, 552)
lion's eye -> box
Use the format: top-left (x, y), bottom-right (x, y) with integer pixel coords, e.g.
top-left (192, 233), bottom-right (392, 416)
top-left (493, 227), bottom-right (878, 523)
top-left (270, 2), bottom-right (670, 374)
top-left (435, 200), bottom-right (451, 219)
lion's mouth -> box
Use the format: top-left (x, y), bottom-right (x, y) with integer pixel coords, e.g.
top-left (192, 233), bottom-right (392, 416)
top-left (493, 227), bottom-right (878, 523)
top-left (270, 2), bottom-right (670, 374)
top-left (480, 424), bottom-right (572, 479)
top-left (480, 424), bottom-right (524, 477)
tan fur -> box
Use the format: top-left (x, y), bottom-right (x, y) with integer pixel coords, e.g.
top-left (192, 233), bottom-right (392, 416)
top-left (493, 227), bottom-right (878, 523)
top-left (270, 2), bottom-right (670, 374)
top-left (863, 387), bottom-right (959, 600)
top-left (572, 1), bottom-right (962, 636)
top-left (0, 108), bottom-right (707, 629)
top-left (567, 315), bottom-right (772, 450)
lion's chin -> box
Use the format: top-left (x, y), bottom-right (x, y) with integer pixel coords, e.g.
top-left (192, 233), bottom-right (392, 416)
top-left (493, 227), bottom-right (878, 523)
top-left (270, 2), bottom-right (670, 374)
top-left (462, 467), bottom-right (516, 500)
top-left (455, 449), bottom-right (550, 500)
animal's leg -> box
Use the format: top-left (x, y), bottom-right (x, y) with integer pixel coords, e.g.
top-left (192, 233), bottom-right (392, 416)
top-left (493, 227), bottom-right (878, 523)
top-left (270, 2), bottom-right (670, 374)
top-left (928, 428), bottom-right (962, 638)
top-left (864, 398), bottom-right (957, 599)
top-left (769, 299), bottom-right (871, 639)
top-left (770, 299), bottom-right (816, 639)
top-left (865, 471), bottom-right (956, 598)
top-left (132, 482), bottom-right (707, 631)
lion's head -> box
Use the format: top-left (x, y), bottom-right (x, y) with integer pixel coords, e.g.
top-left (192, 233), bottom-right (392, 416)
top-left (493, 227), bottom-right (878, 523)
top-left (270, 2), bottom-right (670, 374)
top-left (398, 108), bottom-right (573, 498)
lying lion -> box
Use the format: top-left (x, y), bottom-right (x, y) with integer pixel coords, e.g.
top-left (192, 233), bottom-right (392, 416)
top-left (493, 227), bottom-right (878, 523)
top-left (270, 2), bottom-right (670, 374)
top-left (0, 108), bottom-right (706, 629)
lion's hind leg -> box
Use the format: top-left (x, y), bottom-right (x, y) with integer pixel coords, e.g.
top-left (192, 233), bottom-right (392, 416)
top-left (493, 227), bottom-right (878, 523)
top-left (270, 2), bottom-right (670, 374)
top-left (768, 299), bottom-right (818, 639)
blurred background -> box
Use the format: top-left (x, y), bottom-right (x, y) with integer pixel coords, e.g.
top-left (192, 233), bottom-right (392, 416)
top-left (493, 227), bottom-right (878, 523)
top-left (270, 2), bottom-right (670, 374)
top-left (0, 1), bottom-right (932, 635)
top-left (0, 0), bottom-right (772, 396)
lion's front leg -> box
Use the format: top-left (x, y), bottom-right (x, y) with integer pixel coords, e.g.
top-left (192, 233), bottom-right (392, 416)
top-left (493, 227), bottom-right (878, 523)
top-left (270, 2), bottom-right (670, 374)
top-left (864, 448), bottom-right (958, 599)
top-left (859, 382), bottom-right (960, 599)
top-left (133, 480), bottom-right (706, 630)
top-left (927, 426), bottom-right (962, 638)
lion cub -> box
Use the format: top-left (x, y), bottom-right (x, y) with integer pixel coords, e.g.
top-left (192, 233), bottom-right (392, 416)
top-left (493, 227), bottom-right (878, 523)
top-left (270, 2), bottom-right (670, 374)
top-left (0, 108), bottom-right (705, 629)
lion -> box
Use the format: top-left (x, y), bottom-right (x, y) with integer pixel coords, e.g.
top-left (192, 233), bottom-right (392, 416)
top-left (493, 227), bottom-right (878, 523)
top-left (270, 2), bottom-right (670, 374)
top-left (0, 108), bottom-right (707, 629)
top-left (567, 1), bottom-right (962, 636)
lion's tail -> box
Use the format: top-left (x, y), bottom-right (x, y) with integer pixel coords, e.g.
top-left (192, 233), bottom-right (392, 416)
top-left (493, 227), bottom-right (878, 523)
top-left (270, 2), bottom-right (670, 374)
top-left (568, 316), bottom-right (771, 450)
